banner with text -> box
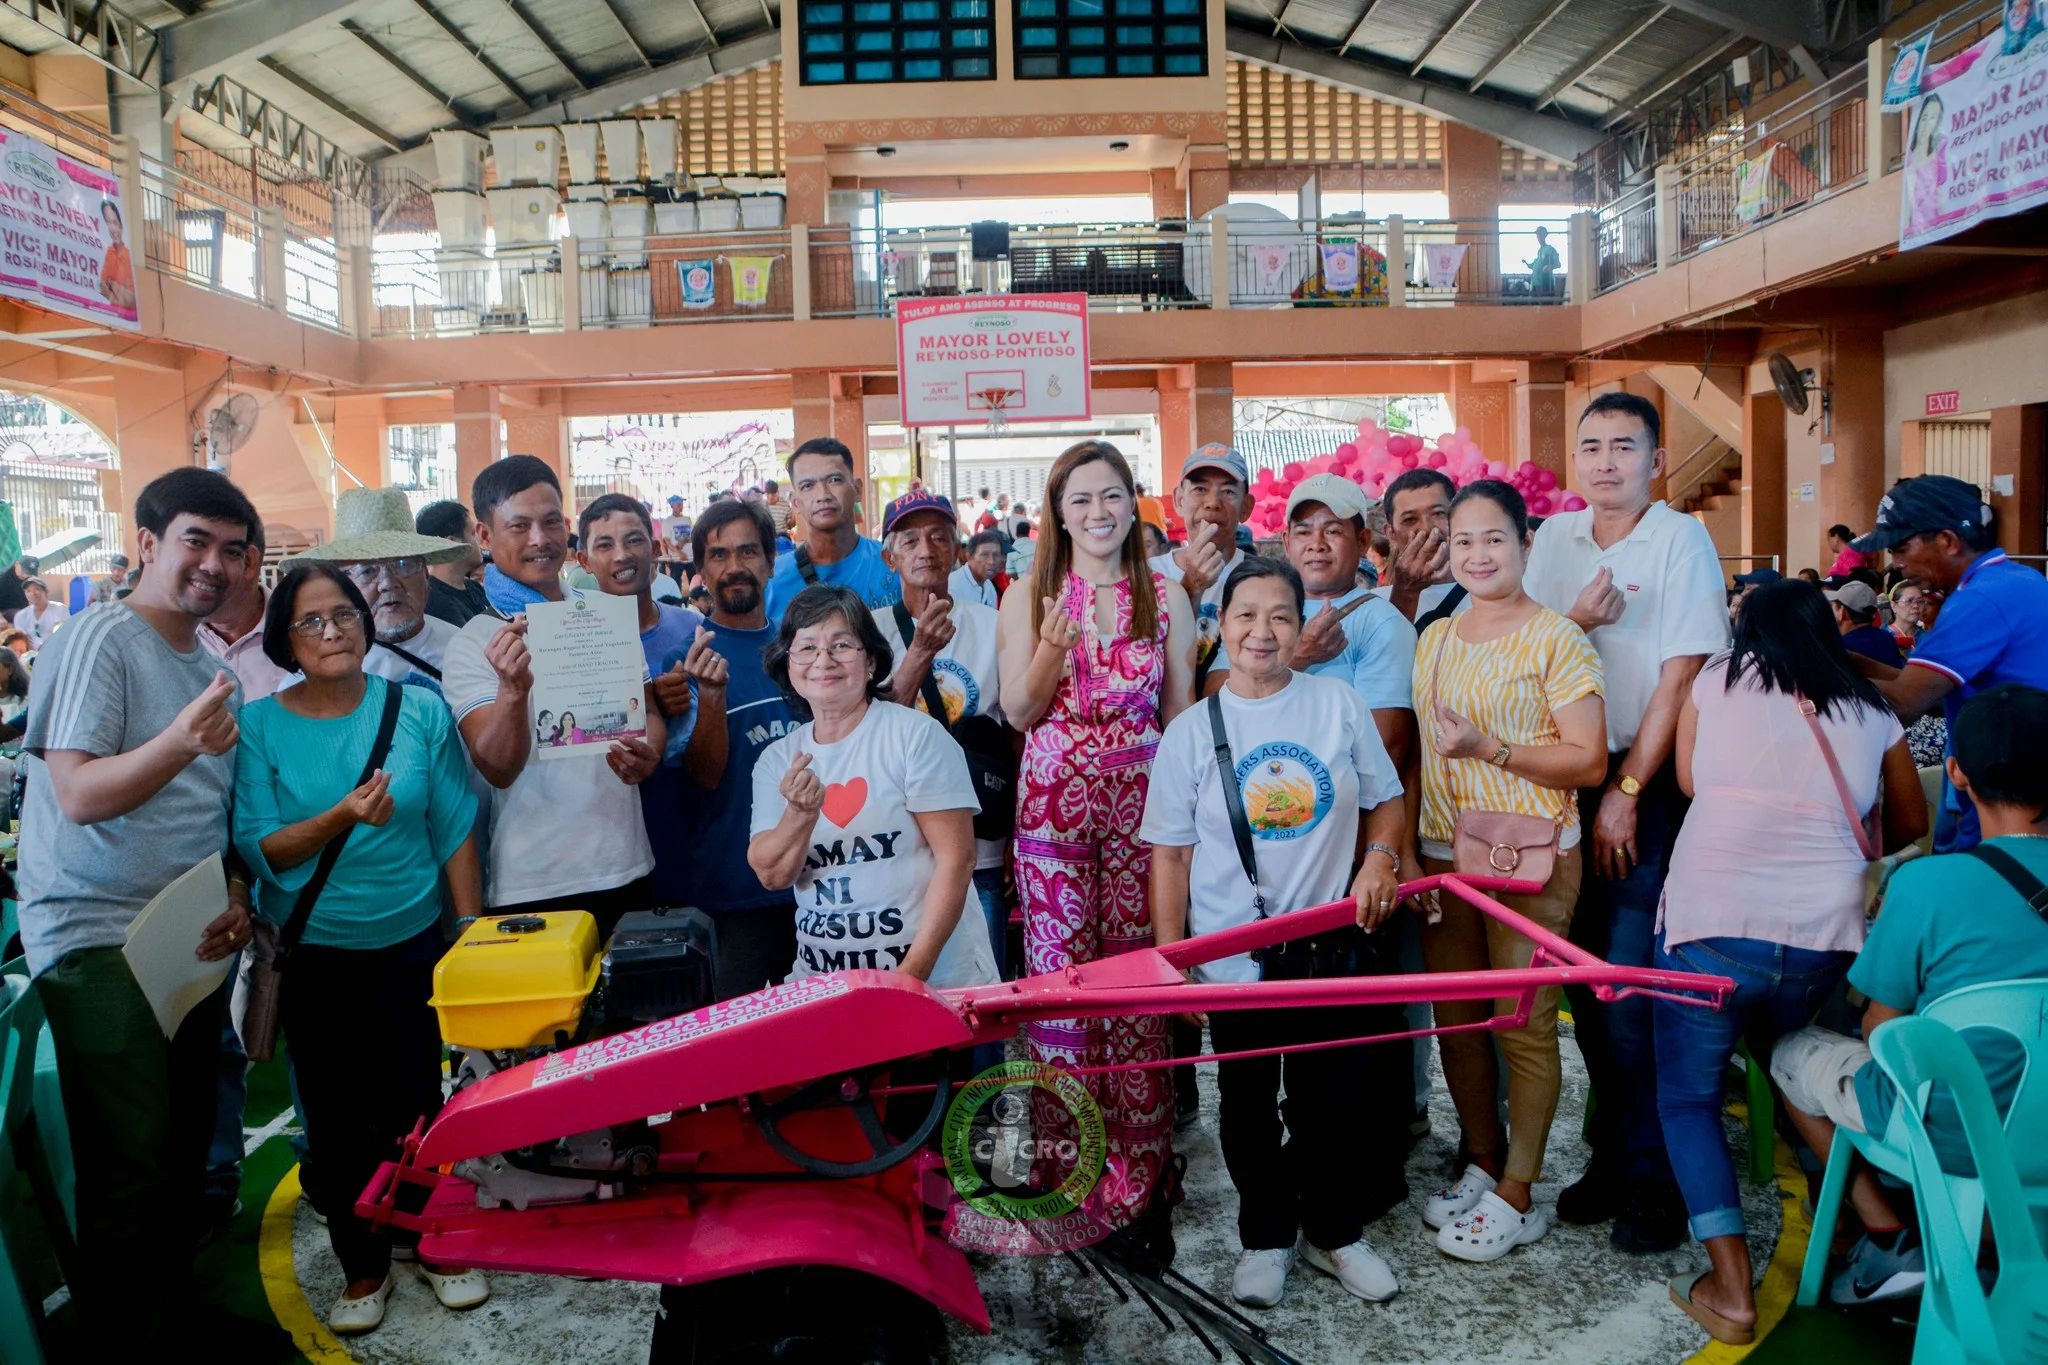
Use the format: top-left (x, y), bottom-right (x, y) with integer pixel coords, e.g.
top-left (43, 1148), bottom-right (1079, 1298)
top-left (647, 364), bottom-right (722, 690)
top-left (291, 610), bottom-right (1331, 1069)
top-left (1900, 13), bottom-right (2048, 251)
top-left (0, 129), bottom-right (138, 331)
top-left (895, 294), bottom-right (1090, 428)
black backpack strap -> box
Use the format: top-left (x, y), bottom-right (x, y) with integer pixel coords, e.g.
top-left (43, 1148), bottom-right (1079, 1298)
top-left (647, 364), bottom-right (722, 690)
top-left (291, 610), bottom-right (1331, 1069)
top-left (892, 600), bottom-right (952, 727)
top-left (274, 679), bottom-right (406, 968)
top-left (1413, 583), bottom-right (1467, 634)
top-left (794, 544), bottom-right (820, 586)
top-left (1208, 691), bottom-right (1264, 919)
top-left (1967, 843), bottom-right (2048, 918)
top-left (375, 640), bottom-right (441, 681)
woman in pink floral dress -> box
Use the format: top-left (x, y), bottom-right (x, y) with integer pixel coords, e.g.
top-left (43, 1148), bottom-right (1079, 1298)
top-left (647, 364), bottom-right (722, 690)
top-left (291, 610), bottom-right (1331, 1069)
top-left (998, 440), bottom-right (1196, 1225)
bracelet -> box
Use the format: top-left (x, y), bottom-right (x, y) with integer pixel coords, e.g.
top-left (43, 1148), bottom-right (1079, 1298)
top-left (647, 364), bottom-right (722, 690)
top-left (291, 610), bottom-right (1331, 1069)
top-left (1365, 843), bottom-right (1401, 877)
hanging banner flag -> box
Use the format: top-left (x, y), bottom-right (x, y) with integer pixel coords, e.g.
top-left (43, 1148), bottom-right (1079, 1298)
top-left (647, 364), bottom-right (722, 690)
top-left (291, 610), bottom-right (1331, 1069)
top-left (725, 255), bottom-right (776, 307)
top-left (1421, 242), bottom-right (1467, 289)
top-left (1734, 151), bottom-right (1776, 223)
top-left (1320, 241), bottom-right (1359, 292)
top-left (1248, 243), bottom-right (1293, 293)
top-left (1900, 11), bottom-right (2048, 251)
top-left (677, 258), bottom-right (716, 309)
top-left (894, 293), bottom-right (1090, 428)
top-left (1881, 31), bottom-right (1933, 108)
top-left (0, 128), bottom-right (139, 331)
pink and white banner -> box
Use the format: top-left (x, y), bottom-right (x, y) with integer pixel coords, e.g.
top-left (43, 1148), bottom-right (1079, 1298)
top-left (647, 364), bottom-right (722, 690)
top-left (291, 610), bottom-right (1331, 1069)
top-left (1900, 9), bottom-right (2048, 252)
top-left (0, 128), bottom-right (138, 330)
top-left (895, 294), bottom-right (1090, 428)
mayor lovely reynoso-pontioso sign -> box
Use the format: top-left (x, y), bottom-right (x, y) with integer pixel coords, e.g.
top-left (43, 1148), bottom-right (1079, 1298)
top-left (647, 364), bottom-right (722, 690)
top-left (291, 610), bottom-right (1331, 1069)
top-left (0, 128), bottom-right (139, 332)
top-left (894, 294), bottom-right (1091, 428)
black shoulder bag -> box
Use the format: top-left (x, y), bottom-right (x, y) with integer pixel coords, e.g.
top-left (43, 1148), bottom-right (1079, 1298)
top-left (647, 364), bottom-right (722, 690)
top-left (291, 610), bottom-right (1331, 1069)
top-left (794, 544), bottom-right (821, 586)
top-left (894, 601), bottom-right (1017, 840)
top-left (376, 640), bottom-right (442, 682)
top-left (241, 678), bottom-right (405, 1061)
top-left (1413, 583), bottom-right (1468, 635)
top-left (1206, 692), bottom-right (1372, 981)
top-left (1967, 844), bottom-right (2048, 918)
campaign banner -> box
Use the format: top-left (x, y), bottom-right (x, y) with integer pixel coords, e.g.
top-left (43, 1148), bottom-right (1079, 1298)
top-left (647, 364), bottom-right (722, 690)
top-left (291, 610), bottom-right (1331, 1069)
top-left (1421, 242), bottom-right (1467, 289)
top-left (894, 294), bottom-right (1090, 428)
top-left (1320, 241), bottom-right (1359, 291)
top-left (1882, 32), bottom-right (1933, 108)
top-left (1900, 7), bottom-right (2048, 251)
top-left (0, 128), bottom-right (138, 331)
top-left (677, 258), bottom-right (715, 309)
top-left (1734, 151), bottom-right (1775, 223)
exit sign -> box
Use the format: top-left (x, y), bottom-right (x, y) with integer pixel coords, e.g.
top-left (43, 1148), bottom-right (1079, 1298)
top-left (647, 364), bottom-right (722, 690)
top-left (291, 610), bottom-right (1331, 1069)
top-left (1926, 390), bottom-right (1962, 416)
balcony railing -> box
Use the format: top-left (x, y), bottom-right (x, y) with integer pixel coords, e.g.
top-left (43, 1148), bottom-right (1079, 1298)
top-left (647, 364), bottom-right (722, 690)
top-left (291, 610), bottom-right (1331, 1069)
top-left (282, 230), bottom-right (342, 330)
top-left (139, 159), bottom-right (265, 305)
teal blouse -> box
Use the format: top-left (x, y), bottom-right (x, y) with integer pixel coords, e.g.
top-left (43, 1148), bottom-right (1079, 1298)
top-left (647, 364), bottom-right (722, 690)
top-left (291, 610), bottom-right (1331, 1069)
top-left (232, 679), bottom-right (477, 949)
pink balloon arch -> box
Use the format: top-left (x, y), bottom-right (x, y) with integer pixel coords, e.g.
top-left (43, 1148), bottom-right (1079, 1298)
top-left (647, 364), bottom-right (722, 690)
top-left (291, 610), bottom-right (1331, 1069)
top-left (1243, 421), bottom-right (1585, 541)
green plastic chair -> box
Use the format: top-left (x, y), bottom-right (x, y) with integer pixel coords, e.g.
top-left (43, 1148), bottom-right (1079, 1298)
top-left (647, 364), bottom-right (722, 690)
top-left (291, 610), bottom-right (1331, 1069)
top-left (0, 972), bottom-right (50, 1365)
top-left (1734, 1038), bottom-right (1775, 1186)
top-left (1865, 1016), bottom-right (2048, 1364)
top-left (1797, 978), bottom-right (2048, 1308)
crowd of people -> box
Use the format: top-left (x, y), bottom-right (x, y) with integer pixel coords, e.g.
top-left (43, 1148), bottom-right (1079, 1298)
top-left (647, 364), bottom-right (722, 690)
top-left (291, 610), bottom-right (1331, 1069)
top-left (8, 390), bottom-right (2048, 1353)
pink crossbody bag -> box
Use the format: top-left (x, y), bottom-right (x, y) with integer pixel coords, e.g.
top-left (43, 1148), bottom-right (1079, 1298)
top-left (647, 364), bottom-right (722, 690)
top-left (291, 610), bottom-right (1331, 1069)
top-left (1797, 693), bottom-right (1883, 862)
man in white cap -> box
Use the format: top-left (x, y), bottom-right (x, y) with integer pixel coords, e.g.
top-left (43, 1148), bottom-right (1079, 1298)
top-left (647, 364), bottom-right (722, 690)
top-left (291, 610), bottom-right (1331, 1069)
top-left (1149, 442), bottom-right (1243, 693)
top-left (289, 487), bottom-right (476, 697)
top-left (1826, 579), bottom-right (1902, 667)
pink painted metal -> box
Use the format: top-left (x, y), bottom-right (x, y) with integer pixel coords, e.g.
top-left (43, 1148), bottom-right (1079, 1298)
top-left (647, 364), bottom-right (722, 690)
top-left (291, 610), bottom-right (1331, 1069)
top-left (356, 873), bottom-right (1735, 1327)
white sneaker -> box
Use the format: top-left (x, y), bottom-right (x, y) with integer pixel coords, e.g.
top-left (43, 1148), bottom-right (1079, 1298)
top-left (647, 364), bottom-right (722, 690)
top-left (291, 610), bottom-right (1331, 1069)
top-left (1436, 1191), bottom-right (1551, 1263)
top-left (1231, 1247), bottom-right (1295, 1308)
top-left (1301, 1236), bottom-right (1398, 1303)
top-left (328, 1273), bottom-right (394, 1334)
top-left (1422, 1163), bottom-right (1497, 1229)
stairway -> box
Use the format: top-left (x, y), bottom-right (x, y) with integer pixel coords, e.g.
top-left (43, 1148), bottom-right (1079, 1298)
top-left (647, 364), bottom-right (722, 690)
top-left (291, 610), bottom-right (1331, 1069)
top-left (1669, 438), bottom-right (1744, 514)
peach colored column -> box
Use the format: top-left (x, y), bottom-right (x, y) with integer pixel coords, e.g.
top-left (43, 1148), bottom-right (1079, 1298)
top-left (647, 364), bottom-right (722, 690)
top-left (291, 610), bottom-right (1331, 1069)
top-left (333, 395), bottom-right (389, 490)
top-left (1899, 420), bottom-right (1926, 479)
top-left (1192, 361), bottom-right (1233, 449)
top-left (1451, 373), bottom-right (1512, 472)
top-left (1741, 389), bottom-right (1787, 569)
top-left (1186, 148), bottom-right (1229, 218)
top-left (112, 367), bottom-right (199, 556)
top-left (505, 413), bottom-right (570, 493)
top-left (832, 380), bottom-right (869, 489)
top-left (452, 385), bottom-right (502, 510)
top-left (1513, 361), bottom-right (1568, 485)
top-left (793, 371), bottom-right (833, 448)
top-left (1444, 124), bottom-right (1501, 299)
top-left (1158, 367), bottom-right (1192, 482)
top-left (1151, 168), bottom-right (1184, 222)
top-left (1820, 329), bottom-right (1886, 566)
top-left (1989, 404), bottom-right (2046, 559)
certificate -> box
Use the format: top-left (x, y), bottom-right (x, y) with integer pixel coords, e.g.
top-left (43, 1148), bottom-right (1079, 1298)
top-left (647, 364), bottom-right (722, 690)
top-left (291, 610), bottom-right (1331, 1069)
top-left (524, 592), bottom-right (647, 761)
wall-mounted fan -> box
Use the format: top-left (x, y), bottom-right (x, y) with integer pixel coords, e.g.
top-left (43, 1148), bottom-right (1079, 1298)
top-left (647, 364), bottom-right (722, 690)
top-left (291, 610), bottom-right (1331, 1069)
top-left (1768, 351), bottom-right (1829, 433)
top-left (195, 393), bottom-right (260, 471)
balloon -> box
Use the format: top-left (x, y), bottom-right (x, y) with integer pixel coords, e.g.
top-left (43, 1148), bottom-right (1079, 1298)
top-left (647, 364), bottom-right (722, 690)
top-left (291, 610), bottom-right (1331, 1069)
top-left (1425, 450), bottom-right (1446, 469)
top-left (1334, 443), bottom-right (1358, 463)
top-left (1454, 426), bottom-right (1471, 443)
top-left (1282, 462), bottom-right (1305, 481)
top-left (1485, 460), bottom-right (1507, 479)
top-left (1254, 465), bottom-right (1275, 484)
top-left (1400, 453), bottom-right (1419, 470)
top-left (1534, 469), bottom-right (1557, 491)
top-left (1562, 493), bottom-right (1587, 511)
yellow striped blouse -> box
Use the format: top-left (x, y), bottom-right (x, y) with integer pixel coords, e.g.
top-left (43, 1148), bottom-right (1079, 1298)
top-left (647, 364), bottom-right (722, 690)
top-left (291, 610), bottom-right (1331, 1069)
top-left (1413, 607), bottom-right (1606, 848)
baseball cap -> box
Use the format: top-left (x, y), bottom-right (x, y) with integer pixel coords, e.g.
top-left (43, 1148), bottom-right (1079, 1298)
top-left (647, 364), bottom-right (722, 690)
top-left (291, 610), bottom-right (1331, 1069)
top-left (1286, 473), bottom-right (1370, 524)
top-left (1825, 580), bottom-right (1881, 616)
top-left (1733, 566), bottom-right (1781, 587)
top-left (1852, 475), bottom-right (1992, 553)
top-left (667, 494), bottom-right (684, 506)
top-left (881, 488), bottom-right (957, 535)
top-left (1180, 442), bottom-right (1249, 487)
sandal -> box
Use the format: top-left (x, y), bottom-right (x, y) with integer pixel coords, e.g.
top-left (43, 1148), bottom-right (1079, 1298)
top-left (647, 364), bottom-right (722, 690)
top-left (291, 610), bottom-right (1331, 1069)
top-left (1423, 1163), bottom-right (1497, 1230)
top-left (419, 1264), bottom-right (491, 1310)
top-left (328, 1273), bottom-right (394, 1334)
top-left (1669, 1270), bottom-right (1756, 1345)
top-left (1436, 1191), bottom-right (1550, 1263)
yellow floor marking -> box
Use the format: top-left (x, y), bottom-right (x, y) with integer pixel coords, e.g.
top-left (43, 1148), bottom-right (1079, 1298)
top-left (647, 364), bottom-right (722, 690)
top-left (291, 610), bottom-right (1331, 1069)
top-left (259, 1165), bottom-right (357, 1364)
top-left (1682, 1128), bottom-right (1813, 1363)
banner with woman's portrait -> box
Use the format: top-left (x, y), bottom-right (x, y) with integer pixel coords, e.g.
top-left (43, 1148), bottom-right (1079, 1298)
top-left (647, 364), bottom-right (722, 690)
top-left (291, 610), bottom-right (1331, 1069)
top-left (1900, 0), bottom-right (2048, 250)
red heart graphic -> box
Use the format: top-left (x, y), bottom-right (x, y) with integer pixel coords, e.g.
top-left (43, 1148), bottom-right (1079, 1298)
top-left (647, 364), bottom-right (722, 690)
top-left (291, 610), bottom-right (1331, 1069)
top-left (821, 777), bottom-right (868, 828)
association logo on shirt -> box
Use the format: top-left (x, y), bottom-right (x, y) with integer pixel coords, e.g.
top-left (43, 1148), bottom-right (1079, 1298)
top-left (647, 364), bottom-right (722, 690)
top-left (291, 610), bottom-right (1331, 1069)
top-left (1234, 741), bottom-right (1335, 840)
top-left (926, 658), bottom-right (980, 723)
top-left (1195, 604), bottom-right (1222, 667)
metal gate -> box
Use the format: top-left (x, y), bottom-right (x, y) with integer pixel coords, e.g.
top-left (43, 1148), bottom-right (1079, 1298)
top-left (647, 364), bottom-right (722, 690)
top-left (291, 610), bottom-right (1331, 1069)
top-left (1922, 419), bottom-right (1991, 498)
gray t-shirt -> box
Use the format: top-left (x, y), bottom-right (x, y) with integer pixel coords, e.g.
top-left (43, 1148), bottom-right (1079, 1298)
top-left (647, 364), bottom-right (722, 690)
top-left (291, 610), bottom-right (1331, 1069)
top-left (18, 603), bottom-right (241, 975)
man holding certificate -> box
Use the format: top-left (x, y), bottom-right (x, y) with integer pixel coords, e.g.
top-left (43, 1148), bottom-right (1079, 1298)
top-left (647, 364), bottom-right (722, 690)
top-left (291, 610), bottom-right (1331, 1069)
top-left (442, 456), bottom-right (666, 933)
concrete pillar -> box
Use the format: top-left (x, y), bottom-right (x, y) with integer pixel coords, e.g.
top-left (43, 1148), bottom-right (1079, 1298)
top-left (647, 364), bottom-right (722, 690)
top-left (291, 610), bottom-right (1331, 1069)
top-left (832, 379), bottom-right (869, 498)
top-left (453, 385), bottom-right (502, 508)
top-left (1989, 403), bottom-right (2046, 559)
top-left (1899, 419), bottom-right (1925, 478)
top-left (785, 146), bottom-right (828, 227)
top-left (791, 223), bottom-right (812, 323)
top-left (341, 244), bottom-right (373, 339)
top-left (1742, 388), bottom-right (1788, 569)
top-left (112, 367), bottom-right (198, 557)
top-left (1568, 210), bottom-right (1595, 305)
top-left (332, 395), bottom-right (388, 489)
top-left (1150, 167), bottom-right (1184, 222)
top-left (1158, 368), bottom-right (1193, 479)
top-left (108, 84), bottom-right (174, 166)
top-left (792, 371), bottom-right (833, 450)
top-left (1386, 215), bottom-right (1406, 307)
top-left (1451, 370), bottom-right (1512, 470)
top-left (1185, 147), bottom-right (1229, 218)
top-left (561, 236), bottom-right (582, 333)
top-left (256, 206), bottom-right (288, 315)
top-left (1513, 363), bottom-right (1569, 485)
top-left (1654, 165), bottom-right (1682, 270)
top-left (1444, 125), bottom-right (1501, 298)
top-left (1192, 361), bottom-right (1233, 449)
top-left (505, 412), bottom-right (570, 495)
top-left (1820, 328), bottom-right (1886, 564)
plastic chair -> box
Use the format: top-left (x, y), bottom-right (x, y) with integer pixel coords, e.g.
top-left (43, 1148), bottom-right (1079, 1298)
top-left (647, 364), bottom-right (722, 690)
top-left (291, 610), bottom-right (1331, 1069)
top-left (1865, 1017), bottom-right (2048, 1363)
top-left (0, 971), bottom-right (50, 1364)
top-left (1796, 978), bottom-right (2048, 1307)
top-left (1735, 1038), bottom-right (1775, 1186)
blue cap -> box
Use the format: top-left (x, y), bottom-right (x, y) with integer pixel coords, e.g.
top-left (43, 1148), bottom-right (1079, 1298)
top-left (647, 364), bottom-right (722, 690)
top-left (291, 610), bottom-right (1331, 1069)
top-left (1180, 442), bottom-right (1249, 486)
top-left (882, 489), bottom-right (957, 535)
top-left (1853, 475), bottom-right (1992, 553)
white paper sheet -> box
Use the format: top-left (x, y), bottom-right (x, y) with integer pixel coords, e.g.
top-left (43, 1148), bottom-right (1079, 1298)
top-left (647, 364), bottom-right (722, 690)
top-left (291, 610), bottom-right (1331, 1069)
top-left (122, 853), bottom-right (233, 1037)
top-left (525, 593), bottom-right (648, 762)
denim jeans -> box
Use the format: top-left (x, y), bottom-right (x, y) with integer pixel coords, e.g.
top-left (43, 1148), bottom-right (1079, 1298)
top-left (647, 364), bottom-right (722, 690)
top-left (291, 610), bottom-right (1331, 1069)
top-left (972, 865), bottom-right (1010, 981)
top-left (205, 987), bottom-right (248, 1203)
top-left (1652, 933), bottom-right (1853, 1241)
top-left (1566, 757), bottom-right (1687, 1187)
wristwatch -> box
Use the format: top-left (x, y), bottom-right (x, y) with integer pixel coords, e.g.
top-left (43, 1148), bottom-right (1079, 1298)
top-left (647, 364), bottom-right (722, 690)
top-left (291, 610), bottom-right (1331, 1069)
top-left (1488, 743), bottom-right (1511, 768)
top-left (1366, 843), bottom-right (1401, 876)
top-left (1616, 774), bottom-right (1643, 797)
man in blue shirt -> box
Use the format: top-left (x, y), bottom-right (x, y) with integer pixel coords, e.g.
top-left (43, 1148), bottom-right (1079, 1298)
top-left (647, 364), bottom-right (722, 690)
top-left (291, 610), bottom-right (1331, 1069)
top-left (762, 437), bottom-right (900, 621)
top-left (1849, 475), bottom-right (2048, 850)
top-left (654, 497), bottom-right (799, 999)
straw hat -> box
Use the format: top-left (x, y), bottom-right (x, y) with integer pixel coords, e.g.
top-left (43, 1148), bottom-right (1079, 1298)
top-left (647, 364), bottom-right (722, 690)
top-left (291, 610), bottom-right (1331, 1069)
top-left (288, 487), bottom-right (471, 566)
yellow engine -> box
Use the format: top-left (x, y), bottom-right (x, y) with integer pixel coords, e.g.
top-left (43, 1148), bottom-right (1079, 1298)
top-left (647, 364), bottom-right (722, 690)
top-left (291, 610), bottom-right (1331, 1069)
top-left (428, 911), bottom-right (602, 1052)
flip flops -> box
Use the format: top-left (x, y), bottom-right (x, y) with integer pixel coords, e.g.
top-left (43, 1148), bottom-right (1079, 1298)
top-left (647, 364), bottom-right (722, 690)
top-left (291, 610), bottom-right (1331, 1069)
top-left (1669, 1270), bottom-right (1756, 1346)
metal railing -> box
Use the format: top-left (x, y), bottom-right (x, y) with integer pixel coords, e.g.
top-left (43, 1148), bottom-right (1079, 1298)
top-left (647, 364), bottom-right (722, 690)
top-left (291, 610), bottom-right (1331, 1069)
top-left (1400, 219), bottom-right (1568, 306)
top-left (138, 156), bottom-right (265, 304)
top-left (372, 245), bottom-right (554, 337)
top-left (580, 230), bottom-right (795, 326)
top-left (281, 229), bottom-right (341, 330)
top-left (810, 222), bottom-right (1204, 317)
top-left (1593, 182), bottom-right (1658, 294)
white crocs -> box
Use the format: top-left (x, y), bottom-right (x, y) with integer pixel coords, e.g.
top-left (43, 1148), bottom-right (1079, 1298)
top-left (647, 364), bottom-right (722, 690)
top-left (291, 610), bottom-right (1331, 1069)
top-left (1422, 1163), bottom-right (1497, 1230)
top-left (419, 1263), bottom-right (492, 1310)
top-left (1436, 1191), bottom-right (1551, 1263)
top-left (328, 1273), bottom-right (394, 1334)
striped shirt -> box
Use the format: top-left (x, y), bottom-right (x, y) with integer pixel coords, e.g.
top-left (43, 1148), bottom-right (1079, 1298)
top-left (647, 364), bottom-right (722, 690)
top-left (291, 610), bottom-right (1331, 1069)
top-left (1413, 606), bottom-right (1604, 854)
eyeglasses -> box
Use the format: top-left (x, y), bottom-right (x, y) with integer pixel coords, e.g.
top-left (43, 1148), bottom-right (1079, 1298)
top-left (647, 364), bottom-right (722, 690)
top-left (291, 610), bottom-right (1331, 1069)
top-left (788, 640), bottom-right (866, 666)
top-left (288, 607), bottom-right (367, 637)
top-left (343, 558), bottom-right (424, 585)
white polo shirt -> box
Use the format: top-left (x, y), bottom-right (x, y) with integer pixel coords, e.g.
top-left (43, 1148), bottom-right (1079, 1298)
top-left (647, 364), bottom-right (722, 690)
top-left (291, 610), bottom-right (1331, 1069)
top-left (1524, 502), bottom-right (1729, 753)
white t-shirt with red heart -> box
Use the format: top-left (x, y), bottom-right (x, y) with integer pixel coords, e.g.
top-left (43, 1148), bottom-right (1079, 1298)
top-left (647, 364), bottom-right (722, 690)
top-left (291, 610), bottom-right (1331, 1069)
top-left (750, 700), bottom-right (998, 989)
